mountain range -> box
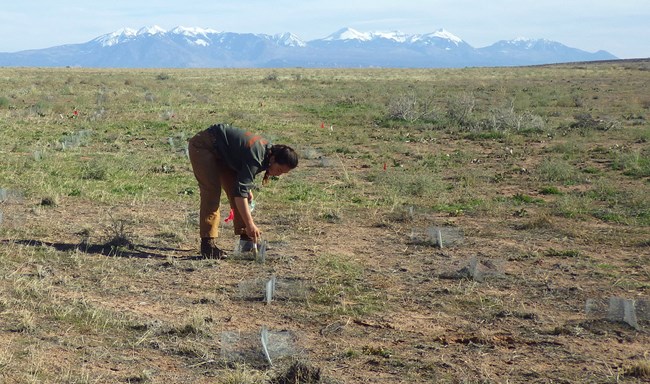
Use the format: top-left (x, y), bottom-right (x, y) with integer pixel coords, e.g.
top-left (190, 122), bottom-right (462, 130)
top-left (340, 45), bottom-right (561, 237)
top-left (0, 26), bottom-right (618, 68)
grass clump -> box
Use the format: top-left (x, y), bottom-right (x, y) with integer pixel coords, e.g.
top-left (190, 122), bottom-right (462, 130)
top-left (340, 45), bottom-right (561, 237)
top-left (217, 364), bottom-right (269, 384)
top-left (512, 193), bottom-right (544, 205)
top-left (312, 254), bottom-right (383, 316)
top-left (386, 91), bottom-right (437, 123)
top-left (102, 217), bottom-right (136, 250)
top-left (568, 113), bottom-right (618, 132)
top-left (612, 148), bottom-right (650, 178)
top-left (445, 92), bottom-right (476, 129)
top-left (270, 361), bottom-right (322, 384)
top-left (624, 361), bottom-right (650, 380)
top-left (0, 96), bottom-right (10, 108)
top-left (544, 248), bottom-right (582, 258)
top-left (536, 158), bottom-right (582, 185)
top-left (81, 160), bottom-right (109, 181)
top-left (540, 186), bottom-right (562, 195)
top-left (551, 193), bottom-right (594, 220)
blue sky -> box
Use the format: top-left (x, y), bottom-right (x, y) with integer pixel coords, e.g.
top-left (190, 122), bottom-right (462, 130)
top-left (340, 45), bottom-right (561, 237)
top-left (1, 1), bottom-right (648, 58)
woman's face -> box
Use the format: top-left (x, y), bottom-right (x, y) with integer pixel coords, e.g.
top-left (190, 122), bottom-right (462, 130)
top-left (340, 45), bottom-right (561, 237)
top-left (268, 157), bottom-right (293, 177)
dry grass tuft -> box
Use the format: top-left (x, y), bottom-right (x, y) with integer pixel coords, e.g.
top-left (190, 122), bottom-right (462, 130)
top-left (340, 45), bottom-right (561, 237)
top-left (625, 361), bottom-right (650, 379)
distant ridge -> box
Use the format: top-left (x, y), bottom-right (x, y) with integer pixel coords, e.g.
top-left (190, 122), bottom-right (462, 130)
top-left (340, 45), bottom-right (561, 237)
top-left (0, 26), bottom-right (618, 68)
top-left (532, 57), bottom-right (650, 67)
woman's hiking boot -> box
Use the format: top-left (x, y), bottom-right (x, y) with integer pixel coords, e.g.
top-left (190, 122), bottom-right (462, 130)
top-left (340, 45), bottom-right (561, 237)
top-left (200, 237), bottom-right (227, 259)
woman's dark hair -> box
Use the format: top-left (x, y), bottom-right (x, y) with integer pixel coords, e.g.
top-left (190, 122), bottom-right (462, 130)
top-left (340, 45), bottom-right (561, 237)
top-left (262, 145), bottom-right (298, 185)
top-left (270, 144), bottom-right (298, 169)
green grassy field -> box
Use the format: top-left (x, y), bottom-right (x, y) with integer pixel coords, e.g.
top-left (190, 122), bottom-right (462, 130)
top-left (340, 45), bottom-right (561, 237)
top-left (1, 62), bottom-right (649, 383)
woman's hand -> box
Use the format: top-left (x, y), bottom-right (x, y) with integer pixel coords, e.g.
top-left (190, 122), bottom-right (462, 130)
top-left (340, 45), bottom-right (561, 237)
top-left (234, 195), bottom-right (260, 242)
top-left (245, 223), bottom-right (261, 243)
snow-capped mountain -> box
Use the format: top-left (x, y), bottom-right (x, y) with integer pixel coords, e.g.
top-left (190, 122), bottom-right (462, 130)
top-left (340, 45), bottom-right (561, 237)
top-left (322, 27), bottom-right (374, 42)
top-left (318, 27), bottom-right (464, 46)
top-left (485, 37), bottom-right (583, 54)
top-left (0, 26), bottom-right (617, 68)
top-left (476, 37), bottom-right (616, 66)
top-left (92, 28), bottom-right (137, 47)
top-left (273, 32), bottom-right (306, 48)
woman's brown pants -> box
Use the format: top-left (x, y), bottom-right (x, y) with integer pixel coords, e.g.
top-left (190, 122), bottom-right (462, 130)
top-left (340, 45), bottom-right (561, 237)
top-left (188, 129), bottom-right (245, 239)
